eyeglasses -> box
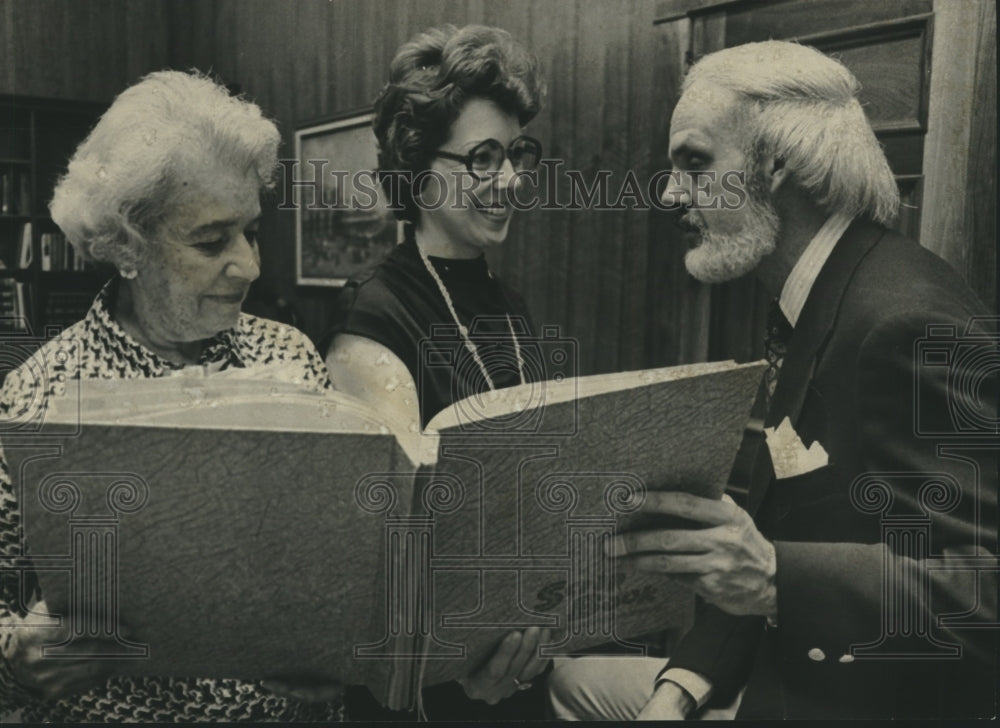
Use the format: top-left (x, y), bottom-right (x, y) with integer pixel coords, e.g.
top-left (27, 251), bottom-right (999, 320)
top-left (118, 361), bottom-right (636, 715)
top-left (433, 135), bottom-right (543, 177)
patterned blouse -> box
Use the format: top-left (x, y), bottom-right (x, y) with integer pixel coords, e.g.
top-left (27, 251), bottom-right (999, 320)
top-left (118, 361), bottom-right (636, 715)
top-left (0, 281), bottom-right (343, 722)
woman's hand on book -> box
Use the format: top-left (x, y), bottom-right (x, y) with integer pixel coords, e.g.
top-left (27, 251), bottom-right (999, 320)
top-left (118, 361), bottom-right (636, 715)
top-left (458, 626), bottom-right (551, 705)
top-left (5, 599), bottom-right (120, 700)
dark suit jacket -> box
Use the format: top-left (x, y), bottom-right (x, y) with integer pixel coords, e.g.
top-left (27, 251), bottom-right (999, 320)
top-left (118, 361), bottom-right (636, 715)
top-left (667, 219), bottom-right (998, 719)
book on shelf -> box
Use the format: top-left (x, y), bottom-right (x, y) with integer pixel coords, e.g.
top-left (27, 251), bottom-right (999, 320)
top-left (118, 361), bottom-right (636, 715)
top-left (0, 278), bottom-right (29, 331)
top-left (15, 282), bottom-right (28, 325)
top-left (40, 232), bottom-right (52, 271)
top-left (37, 231), bottom-right (75, 272)
top-left (53, 233), bottom-right (63, 270)
top-left (42, 289), bottom-right (93, 331)
top-left (0, 276), bottom-right (13, 310)
top-left (17, 222), bottom-right (32, 269)
top-left (0, 277), bottom-right (22, 330)
top-left (0, 168), bottom-right (29, 216)
top-left (18, 170), bottom-right (30, 215)
top-left (6, 358), bottom-right (765, 709)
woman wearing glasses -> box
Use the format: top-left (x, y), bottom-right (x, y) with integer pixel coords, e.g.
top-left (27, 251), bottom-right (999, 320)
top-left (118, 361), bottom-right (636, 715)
top-left (325, 23), bottom-right (544, 432)
top-left (323, 24), bottom-right (551, 720)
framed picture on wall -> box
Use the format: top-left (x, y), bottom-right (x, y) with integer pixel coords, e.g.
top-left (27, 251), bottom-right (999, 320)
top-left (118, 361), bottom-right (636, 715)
top-left (293, 110), bottom-right (401, 287)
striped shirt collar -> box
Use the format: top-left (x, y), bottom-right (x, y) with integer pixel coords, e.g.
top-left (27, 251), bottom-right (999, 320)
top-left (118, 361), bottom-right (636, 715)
top-left (779, 212), bottom-right (854, 327)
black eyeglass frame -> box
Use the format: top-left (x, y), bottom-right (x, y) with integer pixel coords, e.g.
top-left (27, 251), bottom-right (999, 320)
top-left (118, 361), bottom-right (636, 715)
top-left (432, 135), bottom-right (543, 178)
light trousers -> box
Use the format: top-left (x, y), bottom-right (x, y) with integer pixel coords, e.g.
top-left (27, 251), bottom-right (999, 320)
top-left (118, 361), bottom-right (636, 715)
top-left (548, 657), bottom-right (742, 721)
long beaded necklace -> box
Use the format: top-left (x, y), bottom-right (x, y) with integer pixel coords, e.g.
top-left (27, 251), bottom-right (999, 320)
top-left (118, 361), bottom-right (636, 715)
top-left (416, 243), bottom-right (526, 391)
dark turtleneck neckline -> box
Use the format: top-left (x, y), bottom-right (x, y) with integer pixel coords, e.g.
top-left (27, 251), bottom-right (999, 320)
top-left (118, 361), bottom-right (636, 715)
top-left (401, 236), bottom-right (492, 286)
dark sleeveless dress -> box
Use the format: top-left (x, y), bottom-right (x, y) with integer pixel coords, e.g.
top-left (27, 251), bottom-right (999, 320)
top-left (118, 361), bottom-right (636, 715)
top-left (324, 235), bottom-right (537, 429)
top-left (322, 235), bottom-right (551, 720)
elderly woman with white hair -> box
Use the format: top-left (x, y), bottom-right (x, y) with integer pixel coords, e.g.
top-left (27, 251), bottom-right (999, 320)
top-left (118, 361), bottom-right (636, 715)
top-left (0, 71), bottom-right (340, 722)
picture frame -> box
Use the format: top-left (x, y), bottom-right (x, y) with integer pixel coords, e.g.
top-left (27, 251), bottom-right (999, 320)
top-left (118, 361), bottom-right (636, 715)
top-left (293, 110), bottom-right (401, 287)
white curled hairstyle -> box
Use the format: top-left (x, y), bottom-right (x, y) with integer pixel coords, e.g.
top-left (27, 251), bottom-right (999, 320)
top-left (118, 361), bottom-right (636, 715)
top-left (50, 70), bottom-right (280, 273)
top-left (685, 41), bottom-right (899, 226)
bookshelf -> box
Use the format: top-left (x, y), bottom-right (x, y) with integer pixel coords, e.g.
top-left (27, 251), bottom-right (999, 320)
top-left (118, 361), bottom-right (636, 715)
top-left (1, 95), bottom-right (111, 345)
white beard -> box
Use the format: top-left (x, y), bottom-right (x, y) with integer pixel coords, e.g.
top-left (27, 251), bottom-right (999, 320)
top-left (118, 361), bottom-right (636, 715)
top-left (684, 190), bottom-right (780, 284)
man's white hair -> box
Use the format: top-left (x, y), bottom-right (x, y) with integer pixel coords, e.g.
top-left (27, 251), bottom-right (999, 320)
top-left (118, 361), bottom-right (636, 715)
top-left (685, 41), bottom-right (899, 226)
top-left (50, 70), bottom-right (280, 271)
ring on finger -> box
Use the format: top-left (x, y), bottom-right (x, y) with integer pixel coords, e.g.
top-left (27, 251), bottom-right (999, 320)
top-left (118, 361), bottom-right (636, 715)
top-left (512, 677), bottom-right (533, 691)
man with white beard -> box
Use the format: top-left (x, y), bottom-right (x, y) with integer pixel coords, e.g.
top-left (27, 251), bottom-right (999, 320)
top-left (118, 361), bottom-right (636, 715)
top-left (548, 40), bottom-right (997, 721)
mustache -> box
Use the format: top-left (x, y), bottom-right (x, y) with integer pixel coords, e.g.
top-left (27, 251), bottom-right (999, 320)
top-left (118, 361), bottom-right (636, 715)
top-left (676, 208), bottom-right (705, 233)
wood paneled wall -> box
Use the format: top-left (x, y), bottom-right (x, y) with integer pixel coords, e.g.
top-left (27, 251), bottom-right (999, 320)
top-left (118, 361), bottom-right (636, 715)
top-left (0, 0), bottom-right (171, 101)
top-left (4, 0), bottom-right (994, 372)
top-left (167, 0), bottom-right (670, 375)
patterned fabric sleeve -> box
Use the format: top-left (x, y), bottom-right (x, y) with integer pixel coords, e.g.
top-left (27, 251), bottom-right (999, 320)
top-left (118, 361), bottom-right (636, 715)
top-left (0, 359), bottom-right (46, 713)
top-left (0, 462), bottom-right (46, 715)
top-left (266, 320), bottom-right (333, 392)
top-left (225, 315), bottom-right (333, 392)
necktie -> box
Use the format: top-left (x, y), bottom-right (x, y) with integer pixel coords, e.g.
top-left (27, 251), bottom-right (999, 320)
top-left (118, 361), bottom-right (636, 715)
top-left (764, 300), bottom-right (793, 405)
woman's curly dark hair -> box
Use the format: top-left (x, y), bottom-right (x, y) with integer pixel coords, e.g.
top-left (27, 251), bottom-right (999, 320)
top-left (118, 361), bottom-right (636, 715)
top-left (373, 24), bottom-right (545, 223)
